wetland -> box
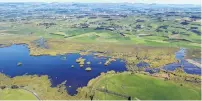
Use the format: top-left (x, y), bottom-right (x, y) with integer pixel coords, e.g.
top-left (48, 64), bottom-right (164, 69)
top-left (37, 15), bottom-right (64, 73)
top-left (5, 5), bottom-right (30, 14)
top-left (0, 2), bottom-right (201, 100)
top-left (0, 44), bottom-right (126, 95)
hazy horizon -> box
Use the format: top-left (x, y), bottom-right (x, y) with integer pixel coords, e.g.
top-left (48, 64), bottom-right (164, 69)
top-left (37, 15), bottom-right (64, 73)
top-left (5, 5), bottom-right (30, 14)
top-left (0, 0), bottom-right (201, 5)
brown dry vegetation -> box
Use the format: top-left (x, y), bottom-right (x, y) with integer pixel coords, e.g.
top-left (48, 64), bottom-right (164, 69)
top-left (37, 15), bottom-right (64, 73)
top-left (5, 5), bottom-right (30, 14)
top-left (186, 49), bottom-right (201, 59)
top-left (0, 34), bottom-right (178, 69)
top-left (104, 58), bottom-right (116, 66)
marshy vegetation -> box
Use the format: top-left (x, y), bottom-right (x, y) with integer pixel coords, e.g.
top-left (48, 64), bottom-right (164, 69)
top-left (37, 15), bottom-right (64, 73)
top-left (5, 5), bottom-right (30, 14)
top-left (0, 73), bottom-right (75, 100)
top-left (0, 34), bottom-right (178, 69)
top-left (85, 67), bottom-right (92, 71)
top-left (76, 57), bottom-right (86, 67)
top-left (0, 34), bottom-right (179, 70)
top-left (86, 61), bottom-right (91, 65)
top-left (0, 69), bottom-right (200, 100)
top-left (0, 3), bottom-right (201, 100)
top-left (104, 58), bottom-right (116, 66)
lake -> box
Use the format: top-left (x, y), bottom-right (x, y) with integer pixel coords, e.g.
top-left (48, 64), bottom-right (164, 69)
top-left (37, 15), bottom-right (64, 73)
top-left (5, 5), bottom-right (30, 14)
top-left (0, 44), bottom-right (127, 95)
top-left (0, 45), bottom-right (201, 95)
top-left (163, 48), bottom-right (201, 75)
top-left (137, 48), bottom-right (201, 75)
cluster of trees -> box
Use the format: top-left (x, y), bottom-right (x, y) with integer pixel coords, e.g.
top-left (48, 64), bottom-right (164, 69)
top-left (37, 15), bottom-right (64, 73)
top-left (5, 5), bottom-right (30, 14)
top-left (37, 22), bottom-right (56, 29)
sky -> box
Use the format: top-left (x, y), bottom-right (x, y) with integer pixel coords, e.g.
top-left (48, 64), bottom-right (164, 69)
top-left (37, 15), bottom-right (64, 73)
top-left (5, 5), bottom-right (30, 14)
top-left (0, 0), bottom-right (201, 4)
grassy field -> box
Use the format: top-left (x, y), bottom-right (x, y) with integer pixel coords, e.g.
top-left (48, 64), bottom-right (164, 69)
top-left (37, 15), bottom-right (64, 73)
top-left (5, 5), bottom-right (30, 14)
top-left (0, 89), bottom-right (38, 100)
top-left (0, 71), bottom-right (200, 100)
top-left (0, 3), bottom-right (201, 100)
top-left (0, 17), bottom-right (201, 49)
top-left (88, 72), bottom-right (201, 100)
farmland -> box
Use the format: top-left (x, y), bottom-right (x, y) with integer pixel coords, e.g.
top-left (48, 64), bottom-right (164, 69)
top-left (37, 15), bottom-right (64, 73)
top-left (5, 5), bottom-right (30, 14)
top-left (0, 2), bottom-right (201, 100)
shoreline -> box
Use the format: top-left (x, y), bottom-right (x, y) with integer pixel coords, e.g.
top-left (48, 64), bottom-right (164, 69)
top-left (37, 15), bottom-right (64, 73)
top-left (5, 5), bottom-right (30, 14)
top-left (186, 59), bottom-right (201, 68)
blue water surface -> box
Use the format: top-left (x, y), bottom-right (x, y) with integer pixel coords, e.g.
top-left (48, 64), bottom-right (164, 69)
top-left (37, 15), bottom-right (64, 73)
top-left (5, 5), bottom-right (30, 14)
top-left (136, 48), bottom-right (201, 75)
top-left (163, 48), bottom-right (201, 75)
top-left (0, 44), bottom-right (127, 95)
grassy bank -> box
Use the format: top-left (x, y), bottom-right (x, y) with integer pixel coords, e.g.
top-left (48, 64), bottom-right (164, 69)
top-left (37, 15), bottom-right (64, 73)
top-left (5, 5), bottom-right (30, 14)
top-left (0, 71), bottom-right (201, 100)
top-left (0, 73), bottom-right (85, 100)
top-left (84, 72), bottom-right (201, 100)
top-left (0, 89), bottom-right (38, 100)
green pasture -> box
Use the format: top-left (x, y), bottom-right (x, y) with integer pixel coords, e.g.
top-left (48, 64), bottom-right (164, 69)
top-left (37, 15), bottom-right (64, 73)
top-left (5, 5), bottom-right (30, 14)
top-left (92, 73), bottom-right (201, 100)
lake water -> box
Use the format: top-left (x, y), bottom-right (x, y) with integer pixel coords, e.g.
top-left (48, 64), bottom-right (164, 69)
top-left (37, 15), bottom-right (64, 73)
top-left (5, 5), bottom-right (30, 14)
top-left (136, 48), bottom-right (201, 75)
top-left (0, 45), bottom-right (201, 95)
top-left (0, 44), bottom-right (126, 95)
top-left (163, 48), bottom-right (201, 75)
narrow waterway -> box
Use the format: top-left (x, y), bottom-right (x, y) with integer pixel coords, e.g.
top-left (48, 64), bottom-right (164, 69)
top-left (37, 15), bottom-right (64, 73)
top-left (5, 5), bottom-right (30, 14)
top-left (163, 48), bottom-right (201, 75)
top-left (137, 48), bottom-right (201, 75)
